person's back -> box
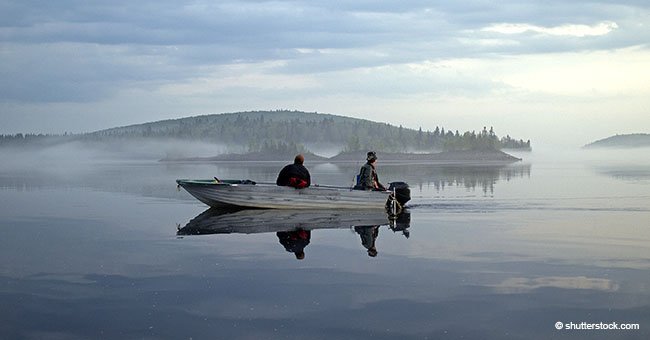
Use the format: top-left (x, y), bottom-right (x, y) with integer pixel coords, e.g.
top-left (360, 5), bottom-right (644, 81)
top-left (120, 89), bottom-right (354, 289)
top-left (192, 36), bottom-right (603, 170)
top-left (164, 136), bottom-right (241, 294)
top-left (355, 151), bottom-right (384, 190)
top-left (276, 154), bottom-right (311, 188)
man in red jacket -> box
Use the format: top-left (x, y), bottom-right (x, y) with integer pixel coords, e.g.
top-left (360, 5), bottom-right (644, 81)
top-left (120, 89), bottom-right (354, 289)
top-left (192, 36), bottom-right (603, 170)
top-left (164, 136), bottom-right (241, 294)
top-left (276, 154), bottom-right (311, 189)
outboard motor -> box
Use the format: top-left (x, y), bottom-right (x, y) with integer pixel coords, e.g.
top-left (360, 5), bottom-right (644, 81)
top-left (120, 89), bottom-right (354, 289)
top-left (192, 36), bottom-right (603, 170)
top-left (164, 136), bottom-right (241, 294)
top-left (388, 182), bottom-right (410, 206)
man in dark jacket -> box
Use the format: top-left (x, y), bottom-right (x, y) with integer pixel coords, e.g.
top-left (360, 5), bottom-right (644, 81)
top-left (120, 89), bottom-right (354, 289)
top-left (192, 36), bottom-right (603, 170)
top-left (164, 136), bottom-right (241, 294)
top-left (276, 154), bottom-right (311, 189)
top-left (356, 151), bottom-right (385, 190)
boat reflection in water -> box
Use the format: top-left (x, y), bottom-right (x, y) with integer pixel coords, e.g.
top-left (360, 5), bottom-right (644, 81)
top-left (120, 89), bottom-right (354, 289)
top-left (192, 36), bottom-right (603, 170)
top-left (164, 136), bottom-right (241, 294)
top-left (178, 208), bottom-right (411, 259)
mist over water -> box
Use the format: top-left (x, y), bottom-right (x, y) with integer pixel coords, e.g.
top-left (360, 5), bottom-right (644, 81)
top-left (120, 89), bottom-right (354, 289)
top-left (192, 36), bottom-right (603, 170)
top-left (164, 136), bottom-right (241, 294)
top-left (1, 142), bottom-right (650, 339)
top-left (1, 139), bottom-right (235, 166)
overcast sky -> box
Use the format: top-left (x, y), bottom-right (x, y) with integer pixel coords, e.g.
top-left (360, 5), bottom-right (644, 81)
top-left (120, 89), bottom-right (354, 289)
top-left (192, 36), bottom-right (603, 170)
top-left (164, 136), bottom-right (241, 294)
top-left (1, 0), bottom-right (649, 146)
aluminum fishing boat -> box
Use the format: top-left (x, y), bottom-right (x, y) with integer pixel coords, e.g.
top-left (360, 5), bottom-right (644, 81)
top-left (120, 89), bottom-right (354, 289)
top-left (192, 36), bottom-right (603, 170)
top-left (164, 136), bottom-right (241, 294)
top-left (176, 179), bottom-right (410, 210)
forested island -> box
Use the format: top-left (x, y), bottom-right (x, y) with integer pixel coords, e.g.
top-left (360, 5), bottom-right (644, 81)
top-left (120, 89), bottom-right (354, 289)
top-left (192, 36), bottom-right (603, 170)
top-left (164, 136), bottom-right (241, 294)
top-left (1, 110), bottom-right (530, 161)
top-left (583, 133), bottom-right (650, 149)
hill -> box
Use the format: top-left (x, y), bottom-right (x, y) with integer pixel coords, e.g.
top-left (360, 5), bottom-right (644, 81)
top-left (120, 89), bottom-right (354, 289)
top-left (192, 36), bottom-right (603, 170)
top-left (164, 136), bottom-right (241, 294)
top-left (79, 110), bottom-right (530, 154)
top-left (2, 111), bottom-right (532, 160)
top-left (583, 134), bottom-right (650, 149)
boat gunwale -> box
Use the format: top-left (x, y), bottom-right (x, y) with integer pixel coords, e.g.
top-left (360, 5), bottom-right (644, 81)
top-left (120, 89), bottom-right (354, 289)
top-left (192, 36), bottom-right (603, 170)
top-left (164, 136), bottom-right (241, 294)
top-left (176, 179), bottom-right (365, 192)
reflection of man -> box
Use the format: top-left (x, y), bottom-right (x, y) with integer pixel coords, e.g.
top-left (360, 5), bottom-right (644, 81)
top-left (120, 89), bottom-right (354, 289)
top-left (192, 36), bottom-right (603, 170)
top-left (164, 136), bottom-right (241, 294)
top-left (354, 225), bottom-right (379, 257)
top-left (277, 229), bottom-right (311, 260)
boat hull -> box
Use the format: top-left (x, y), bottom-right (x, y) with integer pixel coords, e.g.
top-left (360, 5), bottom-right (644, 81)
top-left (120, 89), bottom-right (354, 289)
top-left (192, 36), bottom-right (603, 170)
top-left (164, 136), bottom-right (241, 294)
top-left (176, 179), bottom-right (392, 209)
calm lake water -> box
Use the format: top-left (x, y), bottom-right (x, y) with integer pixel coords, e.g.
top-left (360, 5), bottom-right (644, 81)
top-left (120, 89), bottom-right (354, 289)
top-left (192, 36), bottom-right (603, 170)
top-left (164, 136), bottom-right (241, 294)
top-left (1, 149), bottom-right (650, 339)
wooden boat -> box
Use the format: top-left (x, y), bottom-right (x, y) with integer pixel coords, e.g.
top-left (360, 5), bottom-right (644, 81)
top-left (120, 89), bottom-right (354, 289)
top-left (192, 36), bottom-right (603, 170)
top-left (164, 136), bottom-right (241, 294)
top-left (176, 179), bottom-right (409, 210)
top-left (177, 207), bottom-right (410, 236)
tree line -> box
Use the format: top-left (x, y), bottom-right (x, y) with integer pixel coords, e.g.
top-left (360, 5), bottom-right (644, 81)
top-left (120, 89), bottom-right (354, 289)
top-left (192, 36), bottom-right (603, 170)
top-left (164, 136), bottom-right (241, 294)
top-left (438, 127), bottom-right (531, 152)
top-left (0, 133), bottom-right (71, 146)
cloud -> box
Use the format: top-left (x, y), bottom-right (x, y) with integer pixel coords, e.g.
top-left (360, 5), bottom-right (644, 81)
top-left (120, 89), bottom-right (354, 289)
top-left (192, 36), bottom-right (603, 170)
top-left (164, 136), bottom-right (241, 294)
top-left (4, 1), bottom-right (645, 54)
top-left (0, 42), bottom-right (192, 103)
top-left (483, 21), bottom-right (619, 37)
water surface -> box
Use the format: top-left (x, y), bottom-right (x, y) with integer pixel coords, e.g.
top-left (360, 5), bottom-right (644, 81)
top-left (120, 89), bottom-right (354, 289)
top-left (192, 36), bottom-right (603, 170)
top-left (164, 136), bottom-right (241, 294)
top-left (1, 152), bottom-right (649, 339)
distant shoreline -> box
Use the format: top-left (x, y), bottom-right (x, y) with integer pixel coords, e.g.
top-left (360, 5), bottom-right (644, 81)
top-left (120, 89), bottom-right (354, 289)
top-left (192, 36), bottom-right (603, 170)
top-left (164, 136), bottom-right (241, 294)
top-left (161, 149), bottom-right (522, 164)
top-left (583, 133), bottom-right (650, 149)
